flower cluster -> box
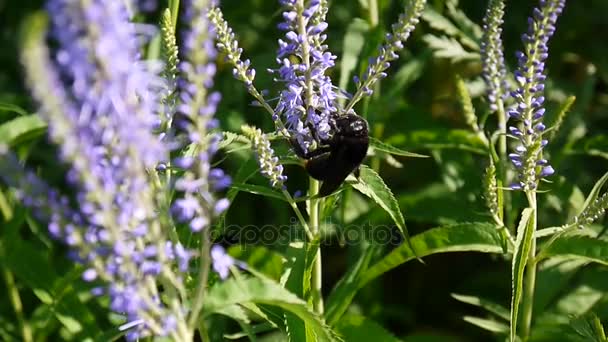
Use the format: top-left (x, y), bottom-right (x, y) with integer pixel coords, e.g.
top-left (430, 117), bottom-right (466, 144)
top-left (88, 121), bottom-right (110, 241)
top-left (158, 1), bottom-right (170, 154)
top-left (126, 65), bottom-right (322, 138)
top-left (480, 0), bottom-right (509, 112)
top-left (21, 1), bottom-right (194, 340)
top-left (209, 7), bottom-right (256, 88)
top-left (272, 0), bottom-right (339, 155)
top-left (171, 0), bottom-right (231, 233)
top-left (243, 126), bottom-right (288, 189)
top-left (348, 0), bottom-right (426, 111)
top-left (507, 0), bottom-right (565, 191)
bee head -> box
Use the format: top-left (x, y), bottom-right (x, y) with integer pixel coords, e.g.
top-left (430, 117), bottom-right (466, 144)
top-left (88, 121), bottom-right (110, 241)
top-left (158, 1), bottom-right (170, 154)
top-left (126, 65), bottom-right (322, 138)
top-left (333, 113), bottom-right (368, 138)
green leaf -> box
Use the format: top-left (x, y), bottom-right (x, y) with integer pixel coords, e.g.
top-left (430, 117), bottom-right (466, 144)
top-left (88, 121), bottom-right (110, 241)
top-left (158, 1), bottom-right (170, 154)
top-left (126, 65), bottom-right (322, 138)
top-left (0, 102), bottom-right (30, 116)
top-left (362, 222), bottom-right (504, 287)
top-left (325, 223), bottom-right (503, 324)
top-left (538, 235), bottom-right (608, 265)
top-left (463, 316), bottom-right (509, 333)
top-left (325, 243), bottom-right (380, 325)
top-left (368, 137), bottom-right (428, 158)
top-left (205, 276), bottom-right (337, 341)
top-left (339, 19), bottom-right (369, 98)
top-left (228, 245), bottom-right (285, 281)
top-left (510, 208), bottom-right (535, 342)
top-left (386, 129), bottom-right (488, 154)
top-left (334, 315), bottom-right (402, 342)
top-left (568, 313), bottom-right (607, 342)
top-left (422, 35), bottom-right (479, 62)
top-left (230, 183), bottom-right (287, 202)
top-left (575, 170), bottom-right (608, 220)
top-left (351, 165), bottom-right (409, 239)
top-left (568, 135), bottom-right (608, 160)
top-left (451, 293), bottom-right (510, 321)
top-left (0, 115), bottom-right (47, 146)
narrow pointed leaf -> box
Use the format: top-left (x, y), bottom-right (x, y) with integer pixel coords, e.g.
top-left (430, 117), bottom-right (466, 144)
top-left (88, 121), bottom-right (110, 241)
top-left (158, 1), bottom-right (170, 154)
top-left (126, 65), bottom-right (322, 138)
top-left (463, 316), bottom-right (509, 333)
top-left (510, 208), bottom-right (535, 342)
top-left (0, 114), bottom-right (46, 146)
top-left (325, 223), bottom-right (504, 324)
top-left (451, 294), bottom-right (509, 321)
top-left (205, 277), bottom-right (337, 342)
top-left (363, 222), bottom-right (504, 286)
top-left (368, 137), bottom-right (428, 158)
top-left (230, 183), bottom-right (287, 202)
top-left (538, 235), bottom-right (608, 265)
top-left (351, 165), bottom-right (409, 240)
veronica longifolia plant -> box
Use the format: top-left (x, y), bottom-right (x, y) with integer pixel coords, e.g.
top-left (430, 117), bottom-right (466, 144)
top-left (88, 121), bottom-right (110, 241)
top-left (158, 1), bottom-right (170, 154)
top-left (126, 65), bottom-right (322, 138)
top-left (3, 0), bottom-right (233, 340)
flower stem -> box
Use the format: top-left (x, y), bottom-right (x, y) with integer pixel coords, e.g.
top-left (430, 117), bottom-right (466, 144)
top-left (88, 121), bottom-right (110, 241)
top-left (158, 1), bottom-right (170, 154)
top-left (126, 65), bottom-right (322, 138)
top-left (1, 259), bottom-right (33, 342)
top-left (283, 189), bottom-right (314, 241)
top-left (308, 177), bottom-right (324, 314)
top-left (187, 226), bottom-right (212, 335)
top-left (521, 190), bottom-right (538, 340)
top-left (496, 98), bottom-right (513, 228)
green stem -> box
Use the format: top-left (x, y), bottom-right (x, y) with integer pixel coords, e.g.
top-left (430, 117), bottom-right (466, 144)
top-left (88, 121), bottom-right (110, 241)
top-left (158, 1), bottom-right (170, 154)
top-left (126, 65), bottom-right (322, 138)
top-left (1, 250), bottom-right (33, 342)
top-left (309, 178), bottom-right (324, 314)
top-left (187, 226), bottom-right (212, 335)
top-left (496, 99), bottom-right (513, 228)
top-left (368, 0), bottom-right (379, 28)
top-left (283, 189), bottom-right (314, 241)
top-left (521, 191), bottom-right (538, 340)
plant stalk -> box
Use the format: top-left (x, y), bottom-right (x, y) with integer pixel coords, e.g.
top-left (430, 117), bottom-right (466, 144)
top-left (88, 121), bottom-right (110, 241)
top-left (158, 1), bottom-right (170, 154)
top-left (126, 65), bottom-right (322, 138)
top-left (187, 226), bottom-right (212, 334)
top-left (2, 263), bottom-right (33, 342)
top-left (520, 191), bottom-right (538, 340)
top-left (309, 177), bottom-right (324, 314)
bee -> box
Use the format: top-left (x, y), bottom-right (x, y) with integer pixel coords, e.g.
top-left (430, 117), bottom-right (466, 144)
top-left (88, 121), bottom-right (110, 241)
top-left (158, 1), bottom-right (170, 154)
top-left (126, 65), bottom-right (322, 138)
top-left (291, 113), bottom-right (369, 197)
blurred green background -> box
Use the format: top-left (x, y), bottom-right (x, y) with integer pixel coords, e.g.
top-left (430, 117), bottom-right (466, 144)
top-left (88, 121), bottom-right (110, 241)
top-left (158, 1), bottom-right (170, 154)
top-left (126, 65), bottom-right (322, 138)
top-left (1, 0), bottom-right (607, 341)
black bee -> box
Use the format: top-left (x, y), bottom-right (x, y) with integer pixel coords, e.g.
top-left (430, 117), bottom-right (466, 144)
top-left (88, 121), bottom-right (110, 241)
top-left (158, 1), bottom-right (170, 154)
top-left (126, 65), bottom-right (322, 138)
top-left (291, 113), bottom-right (369, 197)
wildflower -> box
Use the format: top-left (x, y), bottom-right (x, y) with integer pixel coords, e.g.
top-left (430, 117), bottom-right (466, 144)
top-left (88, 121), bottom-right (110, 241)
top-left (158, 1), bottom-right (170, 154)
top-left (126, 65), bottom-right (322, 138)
top-left (243, 126), bottom-right (288, 189)
top-left (271, 0), bottom-right (339, 156)
top-left (507, 0), bottom-right (565, 191)
top-left (171, 0), bottom-right (231, 232)
top-left (480, 0), bottom-right (509, 112)
top-left (20, 1), bottom-right (192, 340)
top-left (211, 245), bottom-right (235, 279)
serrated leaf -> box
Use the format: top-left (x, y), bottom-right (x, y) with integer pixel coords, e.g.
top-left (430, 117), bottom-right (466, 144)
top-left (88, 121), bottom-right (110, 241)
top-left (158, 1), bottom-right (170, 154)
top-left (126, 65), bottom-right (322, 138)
top-left (368, 137), bottom-right (428, 158)
top-left (452, 293), bottom-right (509, 321)
top-left (334, 315), bottom-right (401, 342)
top-left (230, 183), bottom-right (287, 202)
top-left (325, 223), bottom-right (503, 323)
top-left (463, 316), bottom-right (509, 333)
top-left (351, 165), bottom-right (410, 243)
top-left (422, 35), bottom-right (479, 62)
top-left (510, 208), bottom-right (535, 342)
top-left (363, 222), bottom-right (504, 286)
top-left (204, 276), bottom-right (337, 341)
top-left (0, 114), bottom-right (47, 146)
top-left (538, 235), bottom-right (608, 265)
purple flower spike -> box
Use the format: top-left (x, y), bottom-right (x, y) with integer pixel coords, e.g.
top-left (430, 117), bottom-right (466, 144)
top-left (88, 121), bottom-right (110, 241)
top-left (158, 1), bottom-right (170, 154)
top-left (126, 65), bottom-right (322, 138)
top-left (506, 0), bottom-right (565, 191)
